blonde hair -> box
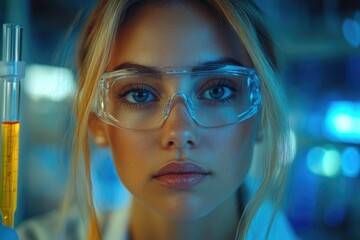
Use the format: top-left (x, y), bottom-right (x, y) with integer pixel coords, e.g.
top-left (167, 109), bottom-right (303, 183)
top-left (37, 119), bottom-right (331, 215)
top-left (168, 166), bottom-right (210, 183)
top-left (65, 0), bottom-right (291, 239)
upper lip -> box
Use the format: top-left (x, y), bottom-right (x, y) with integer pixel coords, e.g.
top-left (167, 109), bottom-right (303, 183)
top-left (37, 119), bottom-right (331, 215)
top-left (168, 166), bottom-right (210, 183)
top-left (153, 161), bottom-right (211, 177)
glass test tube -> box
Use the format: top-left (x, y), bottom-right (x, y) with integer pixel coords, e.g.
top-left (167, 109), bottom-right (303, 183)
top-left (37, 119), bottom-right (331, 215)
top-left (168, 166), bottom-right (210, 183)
top-left (0, 23), bottom-right (25, 228)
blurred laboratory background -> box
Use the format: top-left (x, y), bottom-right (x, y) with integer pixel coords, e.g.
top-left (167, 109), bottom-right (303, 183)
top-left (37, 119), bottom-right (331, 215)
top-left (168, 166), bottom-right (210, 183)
top-left (1, 0), bottom-right (360, 239)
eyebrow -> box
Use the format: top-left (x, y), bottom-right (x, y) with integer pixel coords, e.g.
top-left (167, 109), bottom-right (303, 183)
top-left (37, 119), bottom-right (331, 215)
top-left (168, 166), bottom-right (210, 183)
top-left (112, 62), bottom-right (161, 75)
top-left (110, 57), bottom-right (244, 74)
top-left (193, 58), bottom-right (244, 72)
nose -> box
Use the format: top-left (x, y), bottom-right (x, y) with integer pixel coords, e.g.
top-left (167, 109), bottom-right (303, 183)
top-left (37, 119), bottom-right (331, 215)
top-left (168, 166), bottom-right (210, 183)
top-left (160, 99), bottom-right (199, 149)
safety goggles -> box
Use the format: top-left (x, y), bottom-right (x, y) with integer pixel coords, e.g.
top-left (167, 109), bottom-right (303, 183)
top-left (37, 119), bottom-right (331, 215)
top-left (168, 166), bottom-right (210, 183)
top-left (94, 64), bottom-right (262, 130)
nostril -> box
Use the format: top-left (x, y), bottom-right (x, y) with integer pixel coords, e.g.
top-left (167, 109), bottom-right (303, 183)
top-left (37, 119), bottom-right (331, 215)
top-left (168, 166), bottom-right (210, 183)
top-left (167, 141), bottom-right (175, 148)
top-left (166, 139), bottom-right (195, 149)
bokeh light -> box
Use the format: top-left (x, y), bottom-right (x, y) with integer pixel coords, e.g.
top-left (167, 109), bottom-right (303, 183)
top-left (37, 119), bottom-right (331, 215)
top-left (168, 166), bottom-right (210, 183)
top-left (341, 147), bottom-right (360, 177)
top-left (307, 146), bottom-right (341, 177)
top-left (343, 18), bottom-right (360, 48)
top-left (324, 101), bottom-right (360, 144)
top-left (24, 64), bottom-right (75, 101)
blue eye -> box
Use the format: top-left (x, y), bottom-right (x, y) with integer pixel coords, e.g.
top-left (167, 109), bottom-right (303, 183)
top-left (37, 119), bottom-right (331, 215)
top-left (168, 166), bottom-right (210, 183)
top-left (115, 84), bottom-right (159, 106)
top-left (207, 86), bottom-right (230, 99)
top-left (125, 88), bottom-right (157, 103)
top-left (199, 83), bottom-right (235, 101)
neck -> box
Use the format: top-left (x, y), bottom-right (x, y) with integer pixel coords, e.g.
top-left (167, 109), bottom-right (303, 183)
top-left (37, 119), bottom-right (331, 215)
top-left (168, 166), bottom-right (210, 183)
top-left (129, 192), bottom-right (242, 240)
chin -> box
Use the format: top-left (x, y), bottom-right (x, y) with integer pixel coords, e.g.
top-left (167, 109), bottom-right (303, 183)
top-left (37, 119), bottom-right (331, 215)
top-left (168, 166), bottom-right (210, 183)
top-left (150, 197), bottom-right (218, 222)
top-left (158, 208), bottom-right (212, 222)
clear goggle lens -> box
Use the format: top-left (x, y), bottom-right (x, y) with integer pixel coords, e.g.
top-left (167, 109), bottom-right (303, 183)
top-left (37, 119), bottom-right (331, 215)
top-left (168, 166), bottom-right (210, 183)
top-left (94, 65), bottom-right (262, 130)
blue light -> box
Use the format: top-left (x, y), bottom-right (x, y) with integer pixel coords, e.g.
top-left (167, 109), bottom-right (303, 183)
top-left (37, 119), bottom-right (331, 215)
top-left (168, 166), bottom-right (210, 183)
top-left (342, 18), bottom-right (360, 48)
top-left (324, 101), bottom-right (360, 144)
top-left (341, 147), bottom-right (360, 177)
top-left (307, 146), bottom-right (341, 178)
top-left (307, 147), bottom-right (326, 175)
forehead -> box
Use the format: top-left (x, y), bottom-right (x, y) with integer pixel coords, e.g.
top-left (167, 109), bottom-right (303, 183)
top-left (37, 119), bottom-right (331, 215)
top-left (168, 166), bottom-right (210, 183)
top-left (108, 1), bottom-right (251, 70)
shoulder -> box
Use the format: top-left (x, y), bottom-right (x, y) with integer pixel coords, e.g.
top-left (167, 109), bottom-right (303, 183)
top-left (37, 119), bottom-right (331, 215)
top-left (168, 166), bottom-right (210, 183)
top-left (244, 178), bottom-right (299, 240)
top-left (247, 201), bottom-right (299, 240)
top-left (16, 204), bottom-right (131, 240)
top-left (16, 207), bottom-right (86, 240)
top-left (100, 205), bottom-right (131, 240)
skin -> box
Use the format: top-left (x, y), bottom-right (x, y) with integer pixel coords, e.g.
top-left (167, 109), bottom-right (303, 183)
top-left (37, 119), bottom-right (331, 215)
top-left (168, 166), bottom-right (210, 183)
top-left (89, 1), bottom-right (259, 240)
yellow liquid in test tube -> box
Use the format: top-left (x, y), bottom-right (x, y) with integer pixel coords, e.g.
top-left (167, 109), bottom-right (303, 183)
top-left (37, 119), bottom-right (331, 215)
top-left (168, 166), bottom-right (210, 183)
top-left (0, 122), bottom-right (19, 227)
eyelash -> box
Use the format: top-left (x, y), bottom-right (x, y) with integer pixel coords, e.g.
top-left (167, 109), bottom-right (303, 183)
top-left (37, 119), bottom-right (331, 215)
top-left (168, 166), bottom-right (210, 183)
top-left (198, 79), bottom-right (237, 103)
top-left (114, 79), bottom-right (237, 107)
top-left (116, 84), bottom-right (159, 108)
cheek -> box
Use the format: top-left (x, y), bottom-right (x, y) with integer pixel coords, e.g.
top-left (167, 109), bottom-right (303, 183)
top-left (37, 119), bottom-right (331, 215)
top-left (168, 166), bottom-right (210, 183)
top-left (104, 127), bottom-right (157, 189)
top-left (206, 120), bottom-right (256, 182)
top-left (109, 130), bottom-right (155, 157)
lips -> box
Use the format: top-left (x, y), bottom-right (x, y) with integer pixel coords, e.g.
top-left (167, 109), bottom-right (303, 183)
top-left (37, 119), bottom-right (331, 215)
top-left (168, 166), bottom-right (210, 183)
top-left (153, 162), bottom-right (211, 189)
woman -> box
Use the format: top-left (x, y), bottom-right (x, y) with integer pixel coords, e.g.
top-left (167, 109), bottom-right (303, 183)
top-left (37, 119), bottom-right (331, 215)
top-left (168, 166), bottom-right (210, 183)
top-left (12, 0), bottom-right (296, 239)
